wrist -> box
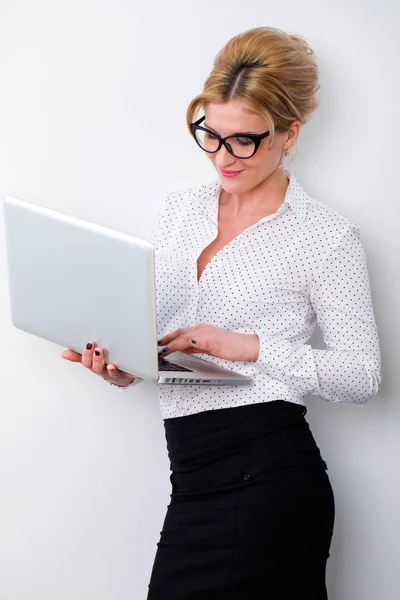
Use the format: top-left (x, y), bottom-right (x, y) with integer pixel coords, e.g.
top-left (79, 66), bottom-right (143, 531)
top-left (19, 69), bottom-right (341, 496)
top-left (249, 334), bottom-right (260, 362)
top-left (107, 377), bottom-right (141, 390)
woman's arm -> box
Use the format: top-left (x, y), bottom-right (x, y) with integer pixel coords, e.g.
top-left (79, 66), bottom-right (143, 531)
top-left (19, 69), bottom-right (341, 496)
top-left (252, 225), bottom-right (381, 404)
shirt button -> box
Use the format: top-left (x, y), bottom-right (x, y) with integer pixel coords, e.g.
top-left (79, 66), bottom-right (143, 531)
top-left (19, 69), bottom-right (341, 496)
top-left (243, 473), bottom-right (251, 481)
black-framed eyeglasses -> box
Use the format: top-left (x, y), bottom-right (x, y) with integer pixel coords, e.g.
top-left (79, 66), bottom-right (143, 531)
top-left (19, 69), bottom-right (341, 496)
top-left (190, 115), bottom-right (282, 159)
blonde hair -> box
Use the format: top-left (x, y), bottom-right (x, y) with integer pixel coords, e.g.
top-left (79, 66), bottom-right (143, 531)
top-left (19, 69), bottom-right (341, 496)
top-left (186, 27), bottom-right (320, 154)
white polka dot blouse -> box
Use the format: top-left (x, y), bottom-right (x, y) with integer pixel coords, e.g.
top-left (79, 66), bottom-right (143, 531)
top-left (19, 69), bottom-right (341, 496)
top-left (120, 168), bottom-right (381, 419)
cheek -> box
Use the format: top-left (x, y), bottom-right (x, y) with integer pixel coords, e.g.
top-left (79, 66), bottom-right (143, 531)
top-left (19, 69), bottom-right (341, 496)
top-left (244, 155), bottom-right (268, 172)
top-left (206, 153), bottom-right (216, 168)
top-left (252, 145), bottom-right (279, 169)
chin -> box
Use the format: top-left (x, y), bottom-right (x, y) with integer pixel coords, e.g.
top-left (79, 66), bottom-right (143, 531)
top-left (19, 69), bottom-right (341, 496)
top-left (219, 178), bottom-right (247, 191)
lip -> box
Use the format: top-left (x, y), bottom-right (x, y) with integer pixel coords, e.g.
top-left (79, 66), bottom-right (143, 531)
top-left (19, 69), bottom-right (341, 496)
top-left (220, 169), bottom-right (243, 177)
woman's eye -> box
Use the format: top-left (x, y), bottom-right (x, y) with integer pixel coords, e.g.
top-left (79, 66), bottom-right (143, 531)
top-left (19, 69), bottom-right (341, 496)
top-left (235, 136), bottom-right (253, 146)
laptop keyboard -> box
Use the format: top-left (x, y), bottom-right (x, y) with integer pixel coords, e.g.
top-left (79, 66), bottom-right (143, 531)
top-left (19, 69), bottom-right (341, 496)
top-left (158, 357), bottom-right (193, 372)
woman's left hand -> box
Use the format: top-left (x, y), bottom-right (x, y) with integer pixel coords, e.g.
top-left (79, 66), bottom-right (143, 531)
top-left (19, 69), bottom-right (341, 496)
top-left (158, 324), bottom-right (260, 363)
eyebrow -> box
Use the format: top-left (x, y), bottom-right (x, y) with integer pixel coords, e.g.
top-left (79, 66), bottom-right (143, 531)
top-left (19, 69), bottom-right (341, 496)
top-left (204, 121), bottom-right (257, 136)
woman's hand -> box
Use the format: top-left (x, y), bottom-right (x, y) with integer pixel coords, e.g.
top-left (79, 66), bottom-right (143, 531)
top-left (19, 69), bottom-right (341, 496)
top-left (158, 324), bottom-right (260, 362)
top-left (61, 341), bottom-right (137, 387)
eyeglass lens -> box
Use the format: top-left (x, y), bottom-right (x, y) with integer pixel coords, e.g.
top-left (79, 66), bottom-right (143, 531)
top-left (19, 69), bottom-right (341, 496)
top-left (194, 129), bottom-right (256, 158)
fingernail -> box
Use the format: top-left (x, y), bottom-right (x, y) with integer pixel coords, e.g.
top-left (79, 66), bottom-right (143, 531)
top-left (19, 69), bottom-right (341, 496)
top-left (157, 339), bottom-right (163, 345)
top-left (94, 350), bottom-right (100, 356)
top-left (162, 347), bottom-right (169, 353)
top-left (86, 343), bottom-right (93, 350)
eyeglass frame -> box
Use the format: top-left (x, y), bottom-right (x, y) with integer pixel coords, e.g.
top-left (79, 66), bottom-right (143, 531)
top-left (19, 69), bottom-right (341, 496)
top-left (189, 115), bottom-right (283, 159)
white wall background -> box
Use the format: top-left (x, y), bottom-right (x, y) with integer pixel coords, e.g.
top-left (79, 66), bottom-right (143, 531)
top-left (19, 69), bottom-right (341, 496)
top-left (0, 1), bottom-right (398, 598)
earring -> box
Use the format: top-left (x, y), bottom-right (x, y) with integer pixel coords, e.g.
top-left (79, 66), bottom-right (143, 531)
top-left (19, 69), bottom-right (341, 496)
top-left (285, 143), bottom-right (296, 157)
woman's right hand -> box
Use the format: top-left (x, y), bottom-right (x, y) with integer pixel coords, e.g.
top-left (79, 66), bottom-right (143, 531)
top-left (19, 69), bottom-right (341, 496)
top-left (61, 341), bottom-right (138, 387)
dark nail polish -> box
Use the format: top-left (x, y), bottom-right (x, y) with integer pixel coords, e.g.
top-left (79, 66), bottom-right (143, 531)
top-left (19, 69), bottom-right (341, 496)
top-left (94, 350), bottom-right (100, 356)
top-left (162, 347), bottom-right (169, 353)
top-left (86, 343), bottom-right (92, 350)
top-left (157, 339), bottom-right (163, 345)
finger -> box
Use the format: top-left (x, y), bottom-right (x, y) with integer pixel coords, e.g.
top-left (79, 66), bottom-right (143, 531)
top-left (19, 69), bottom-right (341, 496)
top-left (61, 349), bottom-right (82, 362)
top-left (106, 364), bottom-right (119, 379)
top-left (176, 347), bottom-right (200, 355)
top-left (92, 346), bottom-right (106, 374)
top-left (82, 341), bottom-right (97, 369)
top-left (107, 364), bottom-right (136, 383)
top-left (178, 344), bottom-right (205, 356)
top-left (158, 327), bottom-right (198, 346)
top-left (160, 335), bottom-right (203, 358)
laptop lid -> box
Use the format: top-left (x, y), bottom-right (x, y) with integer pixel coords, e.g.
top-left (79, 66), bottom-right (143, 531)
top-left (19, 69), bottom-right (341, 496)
top-left (3, 195), bottom-right (160, 382)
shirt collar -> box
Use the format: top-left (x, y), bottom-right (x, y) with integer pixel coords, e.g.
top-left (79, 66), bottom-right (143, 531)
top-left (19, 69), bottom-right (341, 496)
top-left (206, 168), bottom-right (310, 224)
top-left (282, 169), bottom-right (310, 222)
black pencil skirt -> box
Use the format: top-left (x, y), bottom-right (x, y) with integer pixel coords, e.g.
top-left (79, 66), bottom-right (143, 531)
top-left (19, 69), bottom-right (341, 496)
top-left (147, 400), bottom-right (335, 600)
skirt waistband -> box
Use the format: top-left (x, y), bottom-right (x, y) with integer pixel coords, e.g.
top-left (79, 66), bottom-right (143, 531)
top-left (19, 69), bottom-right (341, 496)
top-left (163, 400), bottom-right (310, 472)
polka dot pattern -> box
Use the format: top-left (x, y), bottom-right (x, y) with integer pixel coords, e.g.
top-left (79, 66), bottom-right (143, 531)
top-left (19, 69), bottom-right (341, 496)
top-left (150, 168), bottom-right (381, 419)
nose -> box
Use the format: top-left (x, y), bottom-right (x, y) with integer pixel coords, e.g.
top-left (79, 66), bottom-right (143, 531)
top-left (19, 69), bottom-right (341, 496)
top-left (215, 144), bottom-right (238, 169)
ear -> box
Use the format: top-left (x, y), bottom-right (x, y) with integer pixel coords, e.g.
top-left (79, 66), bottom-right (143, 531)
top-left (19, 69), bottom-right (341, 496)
top-left (287, 120), bottom-right (301, 145)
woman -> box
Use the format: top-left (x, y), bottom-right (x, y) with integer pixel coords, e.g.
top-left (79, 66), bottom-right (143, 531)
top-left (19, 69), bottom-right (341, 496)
top-left (62, 26), bottom-right (381, 599)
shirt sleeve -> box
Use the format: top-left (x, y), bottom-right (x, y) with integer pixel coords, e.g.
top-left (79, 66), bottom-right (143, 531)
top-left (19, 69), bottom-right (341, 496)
top-left (149, 191), bottom-right (176, 248)
top-left (252, 225), bottom-right (381, 404)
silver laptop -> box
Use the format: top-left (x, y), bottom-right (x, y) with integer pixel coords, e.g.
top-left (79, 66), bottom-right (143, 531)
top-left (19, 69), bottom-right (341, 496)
top-left (3, 195), bottom-right (252, 386)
